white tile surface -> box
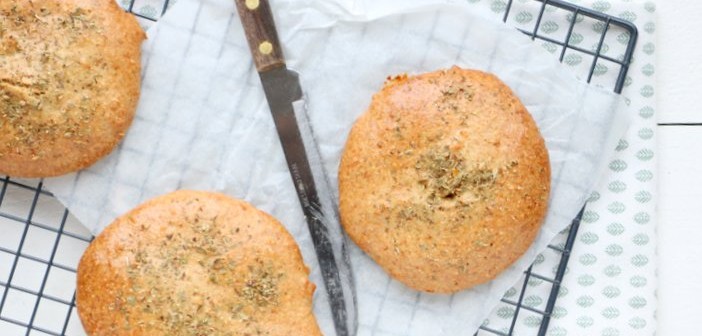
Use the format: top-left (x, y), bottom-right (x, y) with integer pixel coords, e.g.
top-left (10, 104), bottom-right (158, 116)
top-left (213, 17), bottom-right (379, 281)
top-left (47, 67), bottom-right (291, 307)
top-left (657, 1), bottom-right (702, 123)
top-left (657, 126), bottom-right (702, 335)
top-left (656, 1), bottom-right (702, 335)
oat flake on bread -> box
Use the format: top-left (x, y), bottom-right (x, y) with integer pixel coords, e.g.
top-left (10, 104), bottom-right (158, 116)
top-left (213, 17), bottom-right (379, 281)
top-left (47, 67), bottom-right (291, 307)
top-left (339, 66), bottom-right (551, 293)
top-left (0, 0), bottom-right (144, 177)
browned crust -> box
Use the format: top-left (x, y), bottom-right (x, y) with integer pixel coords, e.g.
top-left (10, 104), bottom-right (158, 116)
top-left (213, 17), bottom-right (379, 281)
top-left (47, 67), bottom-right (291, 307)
top-left (76, 190), bottom-right (322, 336)
top-left (339, 67), bottom-right (550, 293)
top-left (0, 0), bottom-right (145, 177)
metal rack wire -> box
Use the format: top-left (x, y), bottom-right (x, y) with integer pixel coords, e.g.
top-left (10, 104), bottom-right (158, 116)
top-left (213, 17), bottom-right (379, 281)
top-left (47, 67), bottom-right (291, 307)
top-left (0, 0), bottom-right (636, 335)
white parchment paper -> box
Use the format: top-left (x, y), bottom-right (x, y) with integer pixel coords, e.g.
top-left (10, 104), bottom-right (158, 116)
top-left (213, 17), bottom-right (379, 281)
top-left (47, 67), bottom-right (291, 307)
top-left (44, 0), bottom-right (631, 334)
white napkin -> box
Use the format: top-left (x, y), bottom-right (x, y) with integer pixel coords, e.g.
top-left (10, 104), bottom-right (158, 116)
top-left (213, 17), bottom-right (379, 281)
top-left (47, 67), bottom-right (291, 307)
top-left (44, 0), bottom-right (632, 334)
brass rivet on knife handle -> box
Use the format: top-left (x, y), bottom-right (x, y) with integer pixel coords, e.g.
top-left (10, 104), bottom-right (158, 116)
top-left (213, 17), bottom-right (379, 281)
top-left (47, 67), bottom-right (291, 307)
top-left (234, 0), bottom-right (285, 72)
top-left (244, 0), bottom-right (259, 10)
top-left (258, 41), bottom-right (273, 55)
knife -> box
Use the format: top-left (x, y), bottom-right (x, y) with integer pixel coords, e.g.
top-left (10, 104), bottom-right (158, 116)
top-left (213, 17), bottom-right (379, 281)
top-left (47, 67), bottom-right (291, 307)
top-left (234, 1), bottom-right (357, 335)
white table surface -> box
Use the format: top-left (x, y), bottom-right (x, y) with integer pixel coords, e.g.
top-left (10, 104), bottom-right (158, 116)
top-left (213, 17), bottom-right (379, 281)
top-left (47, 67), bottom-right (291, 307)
top-left (656, 0), bottom-right (702, 335)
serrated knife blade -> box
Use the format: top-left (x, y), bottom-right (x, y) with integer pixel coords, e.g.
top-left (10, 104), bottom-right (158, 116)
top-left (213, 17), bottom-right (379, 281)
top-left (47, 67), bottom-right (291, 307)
top-left (233, 1), bottom-right (357, 335)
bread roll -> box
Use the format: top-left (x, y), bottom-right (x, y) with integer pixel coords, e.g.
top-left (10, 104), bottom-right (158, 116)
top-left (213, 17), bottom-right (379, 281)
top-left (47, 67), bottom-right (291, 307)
top-left (0, 0), bottom-right (144, 177)
top-left (339, 67), bottom-right (550, 293)
top-left (77, 190), bottom-right (321, 335)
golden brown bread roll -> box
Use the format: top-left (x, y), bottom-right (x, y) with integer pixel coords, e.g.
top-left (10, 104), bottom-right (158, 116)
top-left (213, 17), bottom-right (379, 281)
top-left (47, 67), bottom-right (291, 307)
top-left (339, 67), bottom-right (550, 293)
top-left (0, 0), bottom-right (145, 177)
top-left (77, 190), bottom-right (322, 335)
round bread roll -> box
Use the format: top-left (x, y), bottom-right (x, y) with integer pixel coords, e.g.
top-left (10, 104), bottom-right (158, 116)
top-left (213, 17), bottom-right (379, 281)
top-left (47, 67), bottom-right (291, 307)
top-left (77, 191), bottom-right (321, 336)
top-left (339, 67), bottom-right (550, 293)
top-left (0, 0), bottom-right (145, 177)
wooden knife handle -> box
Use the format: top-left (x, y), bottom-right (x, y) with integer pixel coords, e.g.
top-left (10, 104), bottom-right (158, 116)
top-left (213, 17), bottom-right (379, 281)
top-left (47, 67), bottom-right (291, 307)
top-left (234, 0), bottom-right (285, 72)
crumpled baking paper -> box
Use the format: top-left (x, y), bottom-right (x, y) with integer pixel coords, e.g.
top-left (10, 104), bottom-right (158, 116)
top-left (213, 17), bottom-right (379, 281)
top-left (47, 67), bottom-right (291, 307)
top-left (44, 0), bottom-right (630, 334)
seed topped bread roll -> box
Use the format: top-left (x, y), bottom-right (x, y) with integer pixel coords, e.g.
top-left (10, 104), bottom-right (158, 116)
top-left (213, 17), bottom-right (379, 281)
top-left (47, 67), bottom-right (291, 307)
top-left (77, 191), bottom-right (321, 335)
top-left (0, 0), bottom-right (145, 177)
top-left (339, 67), bottom-right (550, 293)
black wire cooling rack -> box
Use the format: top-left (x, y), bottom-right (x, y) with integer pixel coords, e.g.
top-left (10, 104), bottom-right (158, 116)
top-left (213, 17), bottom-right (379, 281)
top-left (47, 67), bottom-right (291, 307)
top-left (0, 0), bottom-right (636, 335)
